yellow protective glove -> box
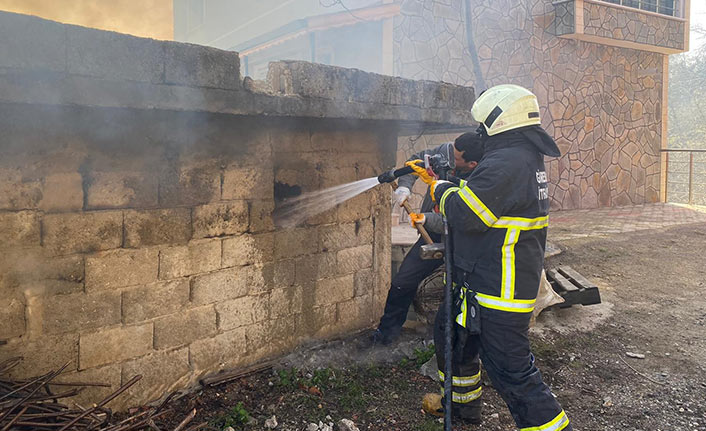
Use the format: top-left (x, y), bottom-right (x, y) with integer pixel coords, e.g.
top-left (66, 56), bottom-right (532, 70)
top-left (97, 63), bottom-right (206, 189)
top-left (409, 212), bottom-right (425, 227)
top-left (430, 180), bottom-right (451, 203)
top-left (405, 159), bottom-right (436, 186)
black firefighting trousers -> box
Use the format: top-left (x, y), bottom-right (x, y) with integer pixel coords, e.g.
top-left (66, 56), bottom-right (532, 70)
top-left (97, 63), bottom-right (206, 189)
top-left (433, 279), bottom-right (572, 430)
top-left (377, 234), bottom-right (442, 339)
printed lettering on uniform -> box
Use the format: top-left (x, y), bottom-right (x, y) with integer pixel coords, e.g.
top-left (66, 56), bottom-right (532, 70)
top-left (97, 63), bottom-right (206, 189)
top-left (536, 170), bottom-right (549, 201)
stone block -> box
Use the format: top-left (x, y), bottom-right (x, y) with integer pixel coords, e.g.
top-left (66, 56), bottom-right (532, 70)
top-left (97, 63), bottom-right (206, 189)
top-left (192, 201), bottom-right (249, 238)
top-left (216, 294), bottom-right (269, 331)
top-left (249, 200), bottom-right (275, 233)
top-left (52, 364), bottom-right (122, 409)
top-left (0, 211), bottom-right (40, 248)
top-left (0, 11), bottom-right (66, 72)
top-left (245, 317), bottom-right (297, 358)
top-left (158, 239), bottom-right (221, 279)
top-left (299, 304), bottom-right (338, 339)
top-left (222, 166), bottom-right (274, 200)
top-left (158, 164), bottom-right (220, 207)
top-left (0, 169), bottom-right (42, 210)
top-left (39, 173), bottom-right (83, 212)
top-left (189, 328), bottom-right (247, 373)
top-left (263, 260), bottom-right (296, 288)
top-left (67, 25), bottom-right (163, 83)
top-left (124, 208), bottom-right (191, 248)
top-left (269, 286), bottom-right (303, 319)
top-left (336, 245), bottom-right (373, 275)
top-left (190, 265), bottom-right (265, 305)
top-left (163, 41), bottom-right (240, 90)
top-left (294, 253), bottom-right (338, 284)
top-left (154, 306), bottom-right (217, 349)
top-left (0, 333), bottom-right (78, 378)
top-left (120, 348), bottom-right (191, 407)
top-left (354, 268), bottom-right (374, 297)
top-left (222, 233), bottom-right (274, 267)
top-left (314, 275), bottom-right (355, 306)
top-left (319, 220), bottom-right (373, 252)
top-left (41, 290), bottom-right (121, 334)
top-left (79, 323), bottom-right (153, 369)
top-left (86, 171), bottom-right (159, 209)
top-left (122, 279), bottom-right (189, 324)
top-left (274, 227), bottom-right (319, 259)
top-left (42, 211), bottom-right (122, 255)
top-left (85, 248), bottom-right (159, 291)
top-left (0, 298), bottom-right (25, 340)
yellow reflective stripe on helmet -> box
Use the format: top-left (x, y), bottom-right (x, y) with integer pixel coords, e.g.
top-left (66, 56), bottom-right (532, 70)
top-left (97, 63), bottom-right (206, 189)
top-left (439, 370), bottom-right (481, 387)
top-left (492, 215), bottom-right (549, 230)
top-left (452, 387), bottom-right (482, 403)
top-left (520, 410), bottom-right (570, 431)
top-left (439, 187), bottom-right (459, 217)
top-left (501, 228), bottom-right (519, 300)
top-left (457, 187), bottom-right (498, 227)
top-left (475, 292), bottom-right (535, 313)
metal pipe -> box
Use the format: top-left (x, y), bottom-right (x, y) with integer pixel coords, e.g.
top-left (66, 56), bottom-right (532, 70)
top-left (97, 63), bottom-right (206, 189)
top-left (443, 216), bottom-right (453, 431)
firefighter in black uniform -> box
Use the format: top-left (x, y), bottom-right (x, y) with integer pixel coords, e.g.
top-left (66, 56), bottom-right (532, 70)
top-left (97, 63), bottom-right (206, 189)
top-left (409, 84), bottom-right (572, 430)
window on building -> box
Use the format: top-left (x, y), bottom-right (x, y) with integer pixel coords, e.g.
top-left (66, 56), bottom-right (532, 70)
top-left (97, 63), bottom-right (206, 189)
top-left (601, 0), bottom-right (681, 17)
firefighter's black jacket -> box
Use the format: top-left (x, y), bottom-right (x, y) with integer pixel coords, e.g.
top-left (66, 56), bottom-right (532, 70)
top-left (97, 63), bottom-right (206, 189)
top-left (433, 126), bottom-right (561, 313)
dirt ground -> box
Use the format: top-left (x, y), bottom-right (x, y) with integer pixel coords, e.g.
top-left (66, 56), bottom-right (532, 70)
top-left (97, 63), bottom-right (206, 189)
top-left (155, 223), bottom-right (706, 431)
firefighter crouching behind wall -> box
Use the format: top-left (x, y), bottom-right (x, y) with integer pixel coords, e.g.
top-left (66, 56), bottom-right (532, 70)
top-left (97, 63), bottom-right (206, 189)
top-left (409, 84), bottom-right (571, 430)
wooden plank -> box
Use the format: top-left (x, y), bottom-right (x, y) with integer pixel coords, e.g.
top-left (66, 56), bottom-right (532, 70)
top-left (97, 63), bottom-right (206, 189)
top-left (547, 268), bottom-right (579, 292)
top-left (558, 266), bottom-right (597, 289)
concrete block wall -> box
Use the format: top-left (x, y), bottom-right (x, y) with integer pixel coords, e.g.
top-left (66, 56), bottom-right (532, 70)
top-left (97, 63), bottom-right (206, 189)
top-left (0, 104), bottom-right (393, 409)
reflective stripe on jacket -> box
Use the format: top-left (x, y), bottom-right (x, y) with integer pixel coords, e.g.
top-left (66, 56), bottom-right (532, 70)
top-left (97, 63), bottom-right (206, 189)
top-left (433, 127), bottom-right (558, 313)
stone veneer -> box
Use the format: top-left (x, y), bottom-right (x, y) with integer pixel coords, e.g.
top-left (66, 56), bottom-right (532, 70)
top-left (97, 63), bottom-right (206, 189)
top-left (393, 0), bottom-right (668, 209)
top-left (0, 11), bottom-right (475, 410)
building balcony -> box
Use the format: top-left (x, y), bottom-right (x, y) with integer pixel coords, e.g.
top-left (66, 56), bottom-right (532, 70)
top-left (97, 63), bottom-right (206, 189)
top-left (553, 0), bottom-right (689, 54)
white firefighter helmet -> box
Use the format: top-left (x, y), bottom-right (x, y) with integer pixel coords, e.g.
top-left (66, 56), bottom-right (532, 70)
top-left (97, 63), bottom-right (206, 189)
top-left (471, 84), bottom-right (541, 136)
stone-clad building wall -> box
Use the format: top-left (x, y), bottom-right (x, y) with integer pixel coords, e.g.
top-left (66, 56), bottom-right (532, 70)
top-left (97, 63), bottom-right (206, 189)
top-left (393, 0), bottom-right (670, 209)
top-left (0, 11), bottom-right (475, 410)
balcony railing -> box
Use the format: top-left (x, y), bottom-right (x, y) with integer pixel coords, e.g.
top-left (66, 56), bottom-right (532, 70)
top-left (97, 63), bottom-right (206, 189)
top-left (662, 149), bottom-right (706, 205)
top-left (600, 0), bottom-right (685, 18)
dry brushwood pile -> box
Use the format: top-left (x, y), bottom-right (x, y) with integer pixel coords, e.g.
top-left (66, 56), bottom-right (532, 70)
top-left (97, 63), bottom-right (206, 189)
top-left (0, 357), bottom-right (205, 431)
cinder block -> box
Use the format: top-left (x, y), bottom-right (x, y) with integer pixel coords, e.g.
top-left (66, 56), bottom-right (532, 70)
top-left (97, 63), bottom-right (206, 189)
top-left (163, 41), bottom-right (240, 90)
top-left (0, 210), bottom-right (40, 248)
top-left (314, 275), bottom-right (355, 306)
top-left (336, 245), bottom-right (373, 275)
top-left (41, 290), bottom-right (121, 334)
top-left (52, 364), bottom-right (121, 410)
top-left (124, 208), bottom-right (191, 248)
top-left (294, 253), bottom-right (338, 284)
top-left (85, 248), bottom-right (159, 291)
top-left (0, 169), bottom-right (42, 210)
top-left (0, 11), bottom-right (66, 72)
top-left (190, 265), bottom-right (264, 305)
top-left (216, 294), bottom-right (269, 331)
top-left (337, 294), bottom-right (375, 331)
top-left (192, 201), bottom-right (248, 239)
top-left (249, 200), bottom-right (275, 233)
top-left (0, 298), bottom-right (25, 340)
top-left (245, 317), bottom-right (297, 358)
top-left (299, 304), bottom-right (338, 339)
top-left (189, 328), bottom-right (248, 373)
top-left (79, 323), bottom-right (153, 369)
top-left (86, 171), bottom-right (159, 209)
top-left (122, 279), bottom-right (189, 324)
top-left (262, 260), bottom-right (296, 288)
top-left (39, 173), bottom-right (83, 212)
top-left (158, 239), bottom-right (221, 279)
top-left (120, 348), bottom-right (190, 408)
top-left (223, 166), bottom-right (274, 201)
top-left (67, 25), bottom-right (163, 83)
top-left (274, 227), bottom-right (319, 259)
top-left (222, 233), bottom-right (274, 267)
top-left (269, 286), bottom-right (303, 318)
top-left (42, 211), bottom-right (122, 255)
top-left (153, 306), bottom-right (217, 349)
top-left (337, 192), bottom-right (373, 223)
top-left (319, 219), bottom-right (373, 252)
top-left (0, 333), bottom-right (78, 377)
